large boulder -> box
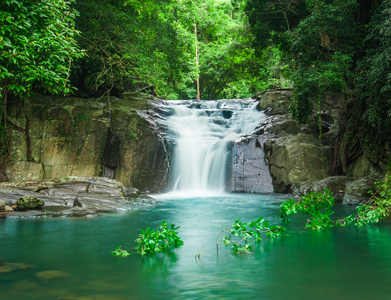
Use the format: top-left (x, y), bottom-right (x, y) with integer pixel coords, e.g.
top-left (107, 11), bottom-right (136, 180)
top-left (342, 175), bottom-right (382, 205)
top-left (229, 136), bottom-right (274, 193)
top-left (256, 89), bottom-right (291, 115)
top-left (347, 154), bottom-right (379, 178)
top-left (292, 176), bottom-right (354, 202)
top-left (110, 105), bottom-right (169, 193)
top-left (264, 134), bottom-right (333, 192)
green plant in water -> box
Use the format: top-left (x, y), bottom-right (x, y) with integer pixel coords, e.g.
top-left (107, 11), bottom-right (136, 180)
top-left (281, 173), bottom-right (391, 228)
top-left (337, 173), bottom-right (391, 226)
top-left (111, 246), bottom-right (130, 257)
top-left (280, 189), bottom-right (335, 229)
top-left (217, 217), bottom-right (286, 253)
top-left (135, 221), bottom-right (183, 256)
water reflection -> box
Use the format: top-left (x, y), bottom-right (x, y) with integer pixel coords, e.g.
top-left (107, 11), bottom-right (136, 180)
top-left (1, 194), bottom-right (391, 299)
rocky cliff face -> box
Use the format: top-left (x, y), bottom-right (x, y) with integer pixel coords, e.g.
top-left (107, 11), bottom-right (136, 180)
top-left (6, 92), bottom-right (169, 193)
top-left (253, 89), bottom-right (382, 203)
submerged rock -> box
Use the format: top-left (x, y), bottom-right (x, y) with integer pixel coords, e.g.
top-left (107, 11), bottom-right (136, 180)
top-left (36, 270), bottom-right (70, 280)
top-left (0, 260), bottom-right (34, 273)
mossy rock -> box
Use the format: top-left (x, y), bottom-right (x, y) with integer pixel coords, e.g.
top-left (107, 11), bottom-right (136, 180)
top-left (17, 196), bottom-right (45, 211)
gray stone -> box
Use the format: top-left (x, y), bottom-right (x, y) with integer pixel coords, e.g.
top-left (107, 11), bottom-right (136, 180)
top-left (311, 176), bottom-right (354, 202)
top-left (291, 181), bottom-right (316, 196)
top-left (257, 89), bottom-right (342, 193)
top-left (256, 89), bottom-right (291, 114)
top-left (347, 154), bottom-right (379, 178)
top-left (0, 199), bottom-right (5, 211)
top-left (343, 175), bottom-right (381, 205)
top-left (0, 177), bottom-right (159, 218)
top-left (229, 136), bottom-right (274, 193)
top-left (264, 134), bottom-right (333, 192)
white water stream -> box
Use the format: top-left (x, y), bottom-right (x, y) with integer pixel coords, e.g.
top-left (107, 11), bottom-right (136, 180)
top-left (163, 99), bottom-right (267, 195)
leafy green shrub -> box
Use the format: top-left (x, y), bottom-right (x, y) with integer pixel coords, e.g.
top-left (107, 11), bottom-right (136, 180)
top-left (217, 217), bottom-right (286, 253)
top-left (135, 221), bottom-right (183, 256)
top-left (281, 174), bottom-right (391, 229)
top-left (280, 189), bottom-right (335, 229)
top-left (337, 173), bottom-right (391, 226)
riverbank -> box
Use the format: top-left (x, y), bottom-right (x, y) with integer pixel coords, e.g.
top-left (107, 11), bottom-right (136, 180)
top-left (0, 177), bottom-right (159, 218)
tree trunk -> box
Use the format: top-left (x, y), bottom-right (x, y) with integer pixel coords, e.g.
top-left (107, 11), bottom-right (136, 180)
top-left (195, 23), bottom-right (200, 100)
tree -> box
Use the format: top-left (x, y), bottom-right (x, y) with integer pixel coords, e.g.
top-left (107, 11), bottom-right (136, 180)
top-left (189, 0), bottom-right (263, 99)
top-left (0, 0), bottom-right (84, 117)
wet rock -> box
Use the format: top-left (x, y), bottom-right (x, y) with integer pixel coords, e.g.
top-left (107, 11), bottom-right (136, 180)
top-left (292, 176), bottom-right (354, 202)
top-left (128, 194), bottom-right (160, 206)
top-left (343, 175), bottom-right (382, 205)
top-left (311, 176), bottom-right (354, 202)
top-left (0, 199), bottom-right (4, 210)
top-left (264, 134), bottom-right (333, 192)
top-left (124, 187), bottom-right (140, 197)
top-left (230, 136), bottom-right (274, 193)
top-left (17, 196), bottom-right (45, 211)
top-left (0, 177), bottom-right (159, 218)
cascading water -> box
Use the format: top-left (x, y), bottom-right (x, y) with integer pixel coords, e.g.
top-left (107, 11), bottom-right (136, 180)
top-left (160, 99), bottom-right (270, 195)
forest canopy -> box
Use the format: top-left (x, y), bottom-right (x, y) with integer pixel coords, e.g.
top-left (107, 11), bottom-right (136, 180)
top-left (0, 0), bottom-right (390, 172)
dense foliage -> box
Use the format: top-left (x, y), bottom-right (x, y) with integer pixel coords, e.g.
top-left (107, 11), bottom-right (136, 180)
top-left (245, 0), bottom-right (391, 171)
top-left (1, 0), bottom-right (390, 172)
top-left (69, 0), bottom-right (264, 100)
top-left (0, 0), bottom-right (84, 103)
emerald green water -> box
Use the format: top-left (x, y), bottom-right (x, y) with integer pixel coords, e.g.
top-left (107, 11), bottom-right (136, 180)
top-left (1, 193), bottom-right (391, 300)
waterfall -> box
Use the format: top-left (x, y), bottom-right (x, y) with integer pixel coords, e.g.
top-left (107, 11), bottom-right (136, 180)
top-left (161, 99), bottom-right (270, 195)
